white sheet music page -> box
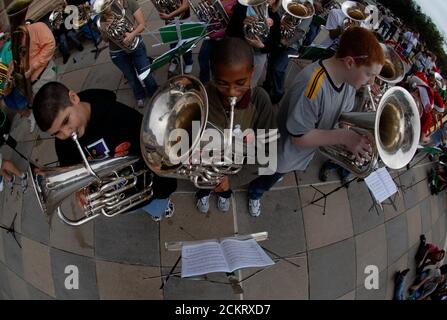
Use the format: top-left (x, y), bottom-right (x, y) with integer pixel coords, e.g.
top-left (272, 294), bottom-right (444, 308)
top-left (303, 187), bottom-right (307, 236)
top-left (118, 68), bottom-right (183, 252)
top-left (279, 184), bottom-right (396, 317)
top-left (364, 167), bottom-right (398, 203)
top-left (220, 239), bottom-right (274, 272)
top-left (181, 241), bottom-right (229, 278)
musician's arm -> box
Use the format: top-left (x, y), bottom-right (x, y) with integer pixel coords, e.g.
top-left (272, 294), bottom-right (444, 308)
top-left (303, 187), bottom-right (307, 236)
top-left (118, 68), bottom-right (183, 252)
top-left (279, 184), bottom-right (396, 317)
top-left (131, 8), bottom-right (146, 35)
top-left (164, 0), bottom-right (190, 19)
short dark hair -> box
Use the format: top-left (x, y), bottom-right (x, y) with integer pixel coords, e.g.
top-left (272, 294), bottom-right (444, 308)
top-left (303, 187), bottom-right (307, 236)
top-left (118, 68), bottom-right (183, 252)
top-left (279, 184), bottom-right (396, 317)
top-left (33, 82), bottom-right (72, 132)
top-left (210, 37), bottom-right (254, 73)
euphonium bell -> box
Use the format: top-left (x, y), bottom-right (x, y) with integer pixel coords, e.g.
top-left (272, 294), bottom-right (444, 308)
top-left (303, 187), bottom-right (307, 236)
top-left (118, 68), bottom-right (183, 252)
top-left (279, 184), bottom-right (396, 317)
top-left (319, 87), bottom-right (420, 178)
top-left (341, 0), bottom-right (369, 30)
top-left (280, 0), bottom-right (314, 44)
top-left (140, 75), bottom-right (243, 189)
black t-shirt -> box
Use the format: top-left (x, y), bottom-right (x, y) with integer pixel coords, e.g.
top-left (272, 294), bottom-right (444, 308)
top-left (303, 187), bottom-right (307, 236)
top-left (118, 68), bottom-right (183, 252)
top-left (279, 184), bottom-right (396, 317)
top-left (55, 89), bottom-right (177, 199)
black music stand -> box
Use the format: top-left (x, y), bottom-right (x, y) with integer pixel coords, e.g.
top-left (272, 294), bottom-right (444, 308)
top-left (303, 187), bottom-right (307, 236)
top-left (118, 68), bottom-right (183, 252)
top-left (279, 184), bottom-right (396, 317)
top-left (0, 213), bottom-right (21, 249)
top-left (85, 18), bottom-right (108, 60)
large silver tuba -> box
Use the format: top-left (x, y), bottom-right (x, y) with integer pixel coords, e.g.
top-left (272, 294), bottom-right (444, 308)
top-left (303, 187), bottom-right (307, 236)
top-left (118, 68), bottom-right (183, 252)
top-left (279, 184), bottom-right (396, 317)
top-left (93, 0), bottom-right (141, 52)
top-left (238, 0), bottom-right (270, 42)
top-left (151, 0), bottom-right (186, 19)
top-left (188, 0), bottom-right (230, 34)
top-left (319, 87), bottom-right (420, 178)
top-left (280, 0), bottom-right (314, 44)
top-left (29, 133), bottom-right (153, 226)
top-left (140, 75), bottom-right (243, 189)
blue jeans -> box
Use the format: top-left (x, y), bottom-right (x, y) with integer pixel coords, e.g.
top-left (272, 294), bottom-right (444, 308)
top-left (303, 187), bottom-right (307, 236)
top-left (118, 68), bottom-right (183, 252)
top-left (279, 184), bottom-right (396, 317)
top-left (142, 198), bottom-right (169, 218)
top-left (169, 42), bottom-right (193, 66)
top-left (248, 172), bottom-right (285, 200)
top-left (58, 30), bottom-right (83, 58)
top-left (263, 47), bottom-right (297, 104)
top-left (198, 39), bottom-right (217, 83)
top-left (110, 41), bottom-right (158, 100)
top-left (81, 19), bottom-right (101, 45)
top-left (303, 22), bottom-right (320, 46)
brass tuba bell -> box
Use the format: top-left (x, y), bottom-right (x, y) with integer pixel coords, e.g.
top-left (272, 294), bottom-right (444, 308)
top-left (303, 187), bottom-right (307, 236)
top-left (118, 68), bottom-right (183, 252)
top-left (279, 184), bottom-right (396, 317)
top-left (319, 87), bottom-right (420, 178)
top-left (341, 0), bottom-right (369, 30)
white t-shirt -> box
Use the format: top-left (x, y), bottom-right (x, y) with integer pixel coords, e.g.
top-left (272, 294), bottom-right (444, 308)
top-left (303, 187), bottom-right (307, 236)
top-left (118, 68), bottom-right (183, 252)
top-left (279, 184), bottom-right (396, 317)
top-left (320, 9), bottom-right (345, 48)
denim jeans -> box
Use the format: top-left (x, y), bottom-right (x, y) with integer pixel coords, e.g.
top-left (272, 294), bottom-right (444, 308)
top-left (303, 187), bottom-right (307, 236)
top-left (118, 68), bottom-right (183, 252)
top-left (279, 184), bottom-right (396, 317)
top-left (169, 42), bottom-right (193, 66)
top-left (394, 273), bottom-right (407, 300)
top-left (142, 198), bottom-right (169, 218)
top-left (263, 47), bottom-right (297, 104)
top-left (58, 30), bottom-right (82, 58)
top-left (303, 22), bottom-right (320, 46)
top-left (196, 189), bottom-right (232, 199)
top-left (248, 172), bottom-right (285, 200)
top-left (81, 19), bottom-right (101, 45)
top-left (198, 39), bottom-right (217, 83)
top-left (110, 41), bottom-right (158, 100)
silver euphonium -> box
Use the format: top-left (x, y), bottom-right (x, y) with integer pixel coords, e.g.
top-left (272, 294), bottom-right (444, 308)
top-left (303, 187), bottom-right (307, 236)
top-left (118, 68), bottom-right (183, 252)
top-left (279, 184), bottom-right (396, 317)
top-left (140, 75), bottom-right (243, 189)
top-left (188, 0), bottom-right (230, 33)
top-left (341, 0), bottom-right (368, 30)
top-left (29, 133), bottom-right (153, 226)
top-left (93, 0), bottom-right (141, 52)
top-left (280, 0), bottom-right (314, 44)
top-left (151, 0), bottom-right (186, 18)
top-left (238, 0), bottom-right (270, 42)
top-left (319, 87), bottom-right (420, 178)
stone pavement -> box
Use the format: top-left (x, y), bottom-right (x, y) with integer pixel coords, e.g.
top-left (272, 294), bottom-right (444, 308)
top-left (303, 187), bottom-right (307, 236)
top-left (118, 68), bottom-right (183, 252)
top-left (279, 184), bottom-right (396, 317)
top-left (0, 1), bottom-right (446, 300)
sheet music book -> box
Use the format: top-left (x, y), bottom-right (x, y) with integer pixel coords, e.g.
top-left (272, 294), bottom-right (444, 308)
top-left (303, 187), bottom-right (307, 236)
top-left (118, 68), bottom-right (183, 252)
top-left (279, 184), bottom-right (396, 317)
top-left (181, 238), bottom-right (274, 278)
top-left (364, 167), bottom-right (398, 203)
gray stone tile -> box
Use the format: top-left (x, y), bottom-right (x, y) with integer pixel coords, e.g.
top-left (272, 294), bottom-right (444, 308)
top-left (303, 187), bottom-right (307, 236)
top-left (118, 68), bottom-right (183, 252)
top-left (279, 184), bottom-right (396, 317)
top-left (81, 62), bottom-right (122, 91)
top-left (301, 184), bottom-right (353, 250)
top-left (406, 243), bottom-right (420, 275)
top-left (163, 273), bottom-right (236, 300)
top-left (27, 284), bottom-right (54, 300)
top-left (348, 180), bottom-right (384, 235)
top-left (437, 212), bottom-right (447, 243)
top-left (96, 260), bottom-right (163, 300)
top-left (296, 153), bottom-right (341, 186)
top-left (1, 174), bottom-right (23, 234)
top-left (420, 198), bottom-right (432, 234)
top-left (400, 167), bottom-right (430, 210)
top-left (308, 238), bottom-right (356, 300)
top-left (50, 247), bottom-right (99, 300)
top-left (355, 224), bottom-right (387, 287)
top-left (22, 237), bottom-right (55, 297)
top-left (160, 192), bottom-right (235, 274)
top-left (241, 255), bottom-right (308, 300)
top-left (355, 268), bottom-right (387, 300)
top-left (432, 218), bottom-right (441, 246)
top-left (95, 209), bottom-right (160, 266)
top-left (59, 68), bottom-right (91, 93)
top-left (430, 196), bottom-right (440, 226)
top-left (116, 88), bottom-right (138, 110)
top-left (235, 190), bottom-right (306, 257)
top-left (49, 197), bottom-right (95, 257)
top-left (406, 206), bottom-right (422, 248)
top-left (20, 183), bottom-right (50, 245)
top-left (385, 214), bottom-right (408, 265)
top-left (2, 229), bottom-right (23, 278)
top-left (6, 269), bottom-right (30, 299)
top-left (29, 135), bottom-right (58, 167)
top-left (0, 225), bottom-right (5, 264)
top-left (383, 189), bottom-right (406, 222)
top-left (336, 290), bottom-right (356, 300)
top-left (0, 262), bottom-right (12, 299)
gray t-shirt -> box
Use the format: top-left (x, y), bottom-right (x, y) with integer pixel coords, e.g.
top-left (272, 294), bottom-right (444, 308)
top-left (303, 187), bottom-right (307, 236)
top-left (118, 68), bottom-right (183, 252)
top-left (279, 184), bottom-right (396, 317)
top-left (275, 59), bottom-right (356, 173)
top-left (107, 0), bottom-right (141, 52)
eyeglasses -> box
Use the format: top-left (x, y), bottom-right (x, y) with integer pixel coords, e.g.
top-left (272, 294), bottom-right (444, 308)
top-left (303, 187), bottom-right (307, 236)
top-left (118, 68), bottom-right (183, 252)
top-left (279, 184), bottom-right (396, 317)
top-left (211, 80), bottom-right (251, 92)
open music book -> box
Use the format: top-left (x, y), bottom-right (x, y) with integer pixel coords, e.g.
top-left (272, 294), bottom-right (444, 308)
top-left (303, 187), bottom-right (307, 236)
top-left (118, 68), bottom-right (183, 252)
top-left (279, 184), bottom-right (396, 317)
top-left (364, 167), bottom-right (398, 203)
top-left (181, 238), bottom-right (274, 278)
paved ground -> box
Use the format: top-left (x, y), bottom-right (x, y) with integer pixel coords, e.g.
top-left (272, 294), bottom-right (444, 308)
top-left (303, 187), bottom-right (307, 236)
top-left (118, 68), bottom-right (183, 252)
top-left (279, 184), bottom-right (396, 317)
top-left (0, 1), bottom-right (446, 300)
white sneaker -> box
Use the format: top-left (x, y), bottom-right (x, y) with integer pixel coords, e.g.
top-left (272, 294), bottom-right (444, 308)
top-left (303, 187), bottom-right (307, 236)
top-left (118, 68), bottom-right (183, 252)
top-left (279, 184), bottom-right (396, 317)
top-left (164, 199), bottom-right (175, 218)
top-left (169, 62), bottom-right (177, 73)
top-left (28, 113), bottom-right (36, 133)
top-left (137, 99), bottom-right (144, 108)
top-left (248, 198), bottom-right (261, 217)
top-left (217, 196), bottom-right (230, 212)
top-left (21, 172), bottom-right (28, 194)
top-left (196, 195), bottom-right (210, 214)
top-left (184, 64), bottom-right (193, 74)
top-left (0, 177), bottom-right (3, 192)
